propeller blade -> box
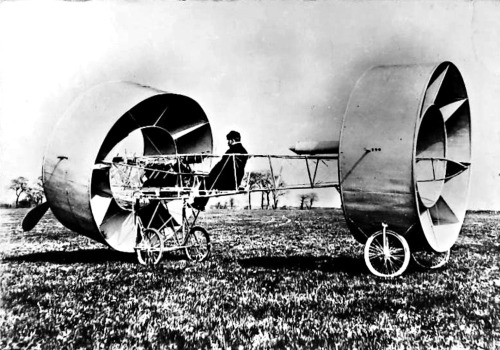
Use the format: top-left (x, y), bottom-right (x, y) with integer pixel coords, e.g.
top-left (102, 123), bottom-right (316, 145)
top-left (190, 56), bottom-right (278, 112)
top-left (22, 202), bottom-right (50, 232)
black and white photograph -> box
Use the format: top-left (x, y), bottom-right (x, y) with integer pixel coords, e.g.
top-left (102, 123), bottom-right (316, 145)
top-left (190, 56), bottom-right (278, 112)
top-left (0, 0), bottom-right (498, 349)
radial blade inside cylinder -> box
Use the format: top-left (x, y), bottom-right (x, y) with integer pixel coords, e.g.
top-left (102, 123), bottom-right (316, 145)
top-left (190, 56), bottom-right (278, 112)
top-left (96, 113), bottom-right (144, 162)
top-left (153, 105), bottom-right (169, 126)
top-left (422, 65), bottom-right (449, 111)
top-left (91, 168), bottom-right (114, 197)
top-left (174, 123), bottom-right (213, 154)
top-left (444, 101), bottom-right (471, 162)
top-left (90, 195), bottom-right (114, 227)
top-left (445, 160), bottom-right (468, 181)
top-left (141, 127), bottom-right (176, 156)
top-left (440, 99), bottom-right (467, 122)
top-left (439, 166), bottom-right (470, 222)
top-left (415, 105), bottom-right (446, 208)
top-left (100, 210), bottom-right (137, 252)
top-left (428, 196), bottom-right (459, 225)
top-left (172, 121), bottom-right (210, 140)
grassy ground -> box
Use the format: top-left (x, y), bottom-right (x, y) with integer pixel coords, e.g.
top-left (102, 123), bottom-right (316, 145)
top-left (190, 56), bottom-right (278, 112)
top-left (0, 208), bottom-right (499, 349)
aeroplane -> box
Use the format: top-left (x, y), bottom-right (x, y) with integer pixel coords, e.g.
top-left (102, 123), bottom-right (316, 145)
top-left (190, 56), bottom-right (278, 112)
top-left (22, 61), bottom-right (471, 277)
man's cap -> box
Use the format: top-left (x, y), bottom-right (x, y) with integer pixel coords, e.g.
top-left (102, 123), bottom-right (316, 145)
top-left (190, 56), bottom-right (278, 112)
top-left (226, 130), bottom-right (241, 141)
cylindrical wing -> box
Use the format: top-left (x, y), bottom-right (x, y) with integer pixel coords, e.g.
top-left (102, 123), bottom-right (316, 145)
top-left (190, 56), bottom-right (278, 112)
top-left (339, 62), bottom-right (471, 252)
top-left (43, 81), bottom-right (213, 252)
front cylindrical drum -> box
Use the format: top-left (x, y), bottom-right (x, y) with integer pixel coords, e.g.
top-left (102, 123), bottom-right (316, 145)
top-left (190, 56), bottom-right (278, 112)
top-left (43, 81), bottom-right (213, 252)
top-left (339, 62), bottom-right (471, 252)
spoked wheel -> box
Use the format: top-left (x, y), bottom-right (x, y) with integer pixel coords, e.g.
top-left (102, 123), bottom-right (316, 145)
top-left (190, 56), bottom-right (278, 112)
top-left (184, 226), bottom-right (211, 262)
top-left (412, 249), bottom-right (450, 270)
top-left (136, 228), bottom-right (164, 265)
top-left (364, 229), bottom-right (410, 278)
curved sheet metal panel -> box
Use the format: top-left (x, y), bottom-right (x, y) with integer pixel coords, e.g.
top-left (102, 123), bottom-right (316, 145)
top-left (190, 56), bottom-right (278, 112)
top-left (339, 62), bottom-right (471, 252)
top-left (415, 63), bottom-right (471, 252)
top-left (43, 81), bottom-right (213, 252)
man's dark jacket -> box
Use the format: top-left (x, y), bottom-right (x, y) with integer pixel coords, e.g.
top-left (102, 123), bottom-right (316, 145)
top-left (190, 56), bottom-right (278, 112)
top-left (206, 142), bottom-right (248, 191)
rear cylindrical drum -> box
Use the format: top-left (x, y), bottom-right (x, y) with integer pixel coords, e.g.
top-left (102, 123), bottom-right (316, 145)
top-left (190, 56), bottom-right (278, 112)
top-left (43, 81), bottom-right (213, 252)
top-left (339, 62), bottom-right (471, 252)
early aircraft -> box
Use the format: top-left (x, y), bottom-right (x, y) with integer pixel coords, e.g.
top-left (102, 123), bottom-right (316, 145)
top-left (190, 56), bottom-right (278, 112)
top-left (22, 61), bottom-right (471, 277)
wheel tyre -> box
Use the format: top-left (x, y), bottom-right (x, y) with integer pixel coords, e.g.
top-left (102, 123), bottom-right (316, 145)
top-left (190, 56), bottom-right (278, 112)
top-left (136, 228), bottom-right (164, 265)
top-left (364, 230), bottom-right (410, 278)
top-left (184, 226), bottom-right (211, 262)
top-left (411, 249), bottom-right (450, 270)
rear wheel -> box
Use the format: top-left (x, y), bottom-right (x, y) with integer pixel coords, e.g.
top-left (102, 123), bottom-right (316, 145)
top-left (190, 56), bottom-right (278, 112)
top-left (184, 226), bottom-right (211, 262)
top-left (364, 230), bottom-right (410, 278)
top-left (136, 228), bottom-right (164, 265)
top-left (412, 249), bottom-right (450, 270)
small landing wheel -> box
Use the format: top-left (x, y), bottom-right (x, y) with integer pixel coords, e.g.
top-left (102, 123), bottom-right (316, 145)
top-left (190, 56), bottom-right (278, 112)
top-left (412, 249), bottom-right (450, 270)
top-left (136, 228), bottom-right (164, 265)
top-left (364, 227), bottom-right (410, 278)
top-left (184, 226), bottom-right (211, 262)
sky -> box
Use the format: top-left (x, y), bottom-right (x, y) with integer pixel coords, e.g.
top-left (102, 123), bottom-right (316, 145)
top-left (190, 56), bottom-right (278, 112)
top-left (0, 0), bottom-right (499, 209)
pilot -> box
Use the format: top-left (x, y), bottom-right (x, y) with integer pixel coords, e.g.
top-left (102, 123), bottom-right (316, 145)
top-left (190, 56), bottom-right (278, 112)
top-left (191, 130), bottom-right (248, 211)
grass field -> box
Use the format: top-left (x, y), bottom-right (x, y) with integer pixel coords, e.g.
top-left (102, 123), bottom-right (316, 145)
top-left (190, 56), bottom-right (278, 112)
top-left (0, 208), bottom-right (499, 349)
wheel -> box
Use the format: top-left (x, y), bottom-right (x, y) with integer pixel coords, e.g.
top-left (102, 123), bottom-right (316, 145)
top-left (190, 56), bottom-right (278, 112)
top-left (184, 226), bottom-right (211, 262)
top-left (136, 228), bottom-right (164, 265)
top-left (411, 249), bottom-right (450, 270)
top-left (364, 230), bottom-right (410, 278)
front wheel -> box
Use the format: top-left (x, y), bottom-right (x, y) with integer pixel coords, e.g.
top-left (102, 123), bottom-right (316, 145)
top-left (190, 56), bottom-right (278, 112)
top-left (412, 249), bottom-right (450, 270)
top-left (364, 230), bottom-right (410, 278)
top-left (184, 226), bottom-right (211, 262)
top-left (136, 228), bottom-right (164, 265)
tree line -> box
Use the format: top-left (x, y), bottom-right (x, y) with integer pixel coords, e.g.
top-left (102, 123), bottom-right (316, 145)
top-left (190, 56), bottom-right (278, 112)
top-left (8, 173), bottom-right (318, 210)
top-left (245, 171), bottom-right (287, 210)
top-left (8, 176), bottom-right (44, 208)
top-left (244, 171), bottom-right (318, 210)
top-left (298, 192), bottom-right (319, 210)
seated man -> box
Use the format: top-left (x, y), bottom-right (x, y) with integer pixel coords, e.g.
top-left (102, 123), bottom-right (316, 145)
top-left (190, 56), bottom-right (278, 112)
top-left (191, 130), bottom-right (248, 211)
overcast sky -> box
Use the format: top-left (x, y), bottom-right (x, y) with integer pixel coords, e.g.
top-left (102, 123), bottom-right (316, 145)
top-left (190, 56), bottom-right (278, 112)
top-left (0, 1), bottom-right (499, 209)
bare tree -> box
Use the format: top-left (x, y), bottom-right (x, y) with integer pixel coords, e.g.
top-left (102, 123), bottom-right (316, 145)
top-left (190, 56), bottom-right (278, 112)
top-left (27, 176), bottom-right (45, 205)
top-left (245, 171), bottom-right (270, 209)
top-left (244, 172), bottom-right (263, 210)
top-left (260, 172), bottom-right (272, 209)
top-left (307, 192), bottom-right (319, 209)
top-left (270, 176), bottom-right (287, 210)
top-left (9, 176), bottom-right (29, 208)
top-left (258, 171), bottom-right (287, 210)
top-left (246, 170), bottom-right (288, 210)
top-left (298, 193), bottom-right (309, 210)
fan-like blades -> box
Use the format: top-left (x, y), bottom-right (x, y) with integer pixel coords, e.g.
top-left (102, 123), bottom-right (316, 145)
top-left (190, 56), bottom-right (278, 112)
top-left (416, 62), bottom-right (471, 252)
